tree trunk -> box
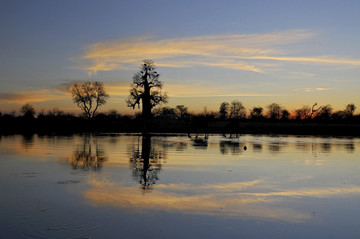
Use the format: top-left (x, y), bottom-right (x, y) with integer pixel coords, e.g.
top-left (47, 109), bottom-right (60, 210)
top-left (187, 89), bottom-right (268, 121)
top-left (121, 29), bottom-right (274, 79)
top-left (142, 72), bottom-right (152, 119)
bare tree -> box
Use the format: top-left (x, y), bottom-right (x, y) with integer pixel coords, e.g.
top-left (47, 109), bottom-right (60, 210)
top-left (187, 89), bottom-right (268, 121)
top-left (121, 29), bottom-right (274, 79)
top-left (230, 100), bottom-right (246, 119)
top-left (126, 60), bottom-right (167, 119)
top-left (175, 105), bottom-right (190, 119)
top-left (295, 105), bottom-right (311, 120)
top-left (267, 103), bottom-right (281, 120)
top-left (219, 102), bottom-right (230, 119)
top-left (310, 103), bottom-right (322, 119)
top-left (70, 81), bottom-right (109, 119)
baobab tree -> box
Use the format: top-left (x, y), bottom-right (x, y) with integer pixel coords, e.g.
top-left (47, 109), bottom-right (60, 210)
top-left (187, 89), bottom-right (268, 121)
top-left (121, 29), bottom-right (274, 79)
top-left (126, 60), bottom-right (167, 119)
top-left (70, 81), bottom-right (109, 119)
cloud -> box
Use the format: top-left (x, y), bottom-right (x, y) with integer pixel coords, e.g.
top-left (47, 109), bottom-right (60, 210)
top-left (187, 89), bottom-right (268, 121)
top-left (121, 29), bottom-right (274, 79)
top-left (293, 88), bottom-right (331, 92)
top-left (75, 29), bottom-right (317, 75)
top-left (0, 89), bottom-right (69, 104)
top-left (104, 82), bottom-right (279, 98)
top-left (236, 56), bottom-right (360, 66)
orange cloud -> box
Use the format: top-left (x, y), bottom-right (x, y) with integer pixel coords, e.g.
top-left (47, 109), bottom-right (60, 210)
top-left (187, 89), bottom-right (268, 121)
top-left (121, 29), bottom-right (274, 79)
top-left (236, 56), bottom-right (360, 66)
top-left (75, 29), bottom-right (316, 75)
top-left (0, 89), bottom-right (69, 104)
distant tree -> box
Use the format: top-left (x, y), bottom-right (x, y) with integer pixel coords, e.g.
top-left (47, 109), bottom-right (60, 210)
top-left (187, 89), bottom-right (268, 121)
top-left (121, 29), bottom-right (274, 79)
top-left (20, 104), bottom-right (36, 118)
top-left (70, 81), bottom-right (109, 119)
top-left (175, 105), bottom-right (190, 119)
top-left (280, 109), bottom-right (290, 120)
top-left (126, 60), bottom-right (168, 119)
top-left (229, 100), bottom-right (246, 119)
top-left (295, 106), bottom-right (311, 120)
top-left (250, 106), bottom-right (263, 119)
top-left (310, 103), bottom-right (322, 119)
top-left (332, 110), bottom-right (346, 120)
top-left (107, 109), bottom-right (121, 120)
top-left (315, 104), bottom-right (333, 120)
top-left (47, 108), bottom-right (65, 118)
top-left (219, 102), bottom-right (230, 119)
top-left (267, 103), bottom-right (281, 120)
top-left (345, 103), bottom-right (356, 118)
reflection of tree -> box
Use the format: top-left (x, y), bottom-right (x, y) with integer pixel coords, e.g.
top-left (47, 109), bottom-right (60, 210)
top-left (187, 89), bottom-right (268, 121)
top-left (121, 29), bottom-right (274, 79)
top-left (220, 141), bottom-right (241, 155)
top-left (69, 135), bottom-right (107, 170)
top-left (129, 135), bottom-right (163, 191)
top-left (252, 143), bottom-right (263, 152)
top-left (21, 134), bottom-right (35, 150)
top-left (345, 142), bottom-right (355, 153)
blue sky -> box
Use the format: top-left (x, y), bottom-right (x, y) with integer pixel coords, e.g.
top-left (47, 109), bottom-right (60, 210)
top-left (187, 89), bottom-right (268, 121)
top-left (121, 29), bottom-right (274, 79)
top-left (1, 0), bottom-right (360, 114)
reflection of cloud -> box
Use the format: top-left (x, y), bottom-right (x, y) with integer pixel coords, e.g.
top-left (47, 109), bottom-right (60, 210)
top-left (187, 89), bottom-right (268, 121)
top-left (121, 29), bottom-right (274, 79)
top-left (85, 178), bottom-right (360, 223)
top-left (75, 29), bottom-right (317, 75)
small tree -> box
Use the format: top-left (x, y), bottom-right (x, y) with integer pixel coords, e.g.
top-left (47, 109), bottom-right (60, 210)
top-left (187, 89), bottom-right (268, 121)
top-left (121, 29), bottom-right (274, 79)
top-left (126, 60), bottom-right (167, 119)
top-left (315, 104), bottom-right (333, 120)
top-left (20, 104), bottom-right (36, 118)
top-left (295, 106), bottom-right (311, 120)
top-left (345, 103), bottom-right (356, 118)
top-left (281, 109), bottom-right (290, 120)
top-left (229, 100), bottom-right (246, 119)
top-left (175, 105), bottom-right (190, 119)
top-left (219, 102), bottom-right (230, 119)
top-left (267, 103), bottom-right (281, 120)
top-left (250, 106), bottom-right (263, 119)
top-left (70, 81), bottom-right (109, 119)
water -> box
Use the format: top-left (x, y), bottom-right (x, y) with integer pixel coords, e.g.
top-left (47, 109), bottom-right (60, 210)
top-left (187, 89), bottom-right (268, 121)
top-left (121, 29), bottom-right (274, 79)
top-left (1, 134), bottom-right (360, 238)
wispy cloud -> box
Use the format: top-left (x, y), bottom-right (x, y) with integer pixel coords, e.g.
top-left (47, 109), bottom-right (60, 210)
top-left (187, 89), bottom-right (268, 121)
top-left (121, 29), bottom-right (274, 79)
top-left (293, 88), bottom-right (331, 92)
top-left (0, 89), bottom-right (69, 104)
top-left (75, 29), bottom-right (320, 75)
top-left (104, 82), bottom-right (278, 98)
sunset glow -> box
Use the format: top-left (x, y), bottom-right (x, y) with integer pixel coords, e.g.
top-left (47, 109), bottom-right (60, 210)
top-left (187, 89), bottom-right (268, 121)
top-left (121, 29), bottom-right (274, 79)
top-left (1, 1), bottom-right (360, 115)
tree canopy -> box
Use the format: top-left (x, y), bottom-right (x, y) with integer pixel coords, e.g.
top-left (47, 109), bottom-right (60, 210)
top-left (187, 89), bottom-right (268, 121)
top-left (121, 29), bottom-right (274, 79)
top-left (126, 60), bottom-right (167, 119)
top-left (70, 81), bottom-right (109, 119)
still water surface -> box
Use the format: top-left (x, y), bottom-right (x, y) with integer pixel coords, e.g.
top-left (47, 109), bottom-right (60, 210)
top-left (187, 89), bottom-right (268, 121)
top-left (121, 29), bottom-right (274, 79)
top-left (1, 134), bottom-right (360, 238)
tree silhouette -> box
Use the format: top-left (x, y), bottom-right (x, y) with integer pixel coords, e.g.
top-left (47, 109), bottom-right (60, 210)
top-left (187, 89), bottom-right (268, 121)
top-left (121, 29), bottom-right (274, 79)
top-left (345, 103), bottom-right (356, 118)
top-left (310, 103), bottom-right (322, 119)
top-left (295, 106), bottom-right (311, 120)
top-left (126, 60), bottom-right (167, 119)
top-left (230, 100), bottom-right (246, 119)
top-left (219, 102), bottom-right (230, 119)
top-left (250, 106), bottom-right (263, 119)
top-left (70, 81), bottom-right (109, 119)
top-left (129, 135), bottom-right (163, 191)
top-left (267, 103), bottom-right (282, 120)
top-left (175, 105), bottom-right (190, 119)
top-left (20, 104), bottom-right (36, 118)
top-left (315, 104), bottom-right (333, 120)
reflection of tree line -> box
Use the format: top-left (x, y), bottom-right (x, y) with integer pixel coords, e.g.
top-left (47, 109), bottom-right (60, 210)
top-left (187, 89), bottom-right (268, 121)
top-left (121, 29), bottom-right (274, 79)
top-left (64, 135), bottom-right (356, 188)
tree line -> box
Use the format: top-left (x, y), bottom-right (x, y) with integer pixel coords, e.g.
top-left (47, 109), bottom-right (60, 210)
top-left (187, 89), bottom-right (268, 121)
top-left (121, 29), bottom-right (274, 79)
top-left (1, 60), bottom-right (360, 135)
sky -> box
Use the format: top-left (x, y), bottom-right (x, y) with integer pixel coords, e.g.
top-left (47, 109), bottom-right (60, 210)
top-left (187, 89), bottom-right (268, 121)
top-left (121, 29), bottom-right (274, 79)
top-left (1, 0), bottom-right (360, 115)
